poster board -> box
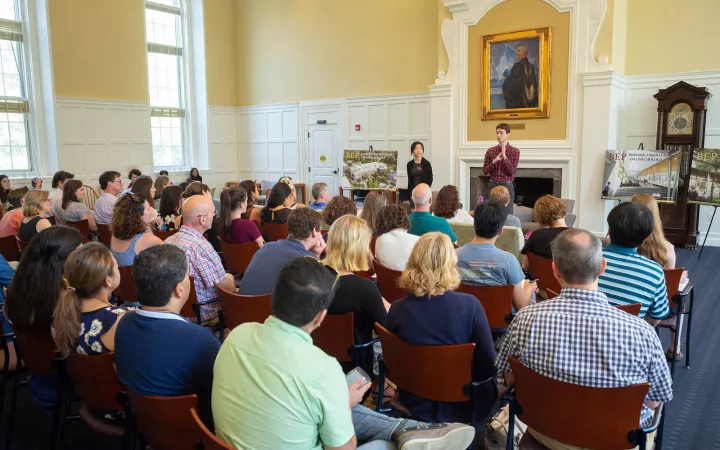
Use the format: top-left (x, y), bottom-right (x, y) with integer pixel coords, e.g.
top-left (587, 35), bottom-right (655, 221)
top-left (342, 150), bottom-right (398, 190)
top-left (688, 148), bottom-right (720, 205)
top-left (600, 149), bottom-right (682, 203)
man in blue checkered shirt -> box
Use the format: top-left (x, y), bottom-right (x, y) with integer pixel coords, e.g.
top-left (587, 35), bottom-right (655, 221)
top-left (496, 229), bottom-right (672, 449)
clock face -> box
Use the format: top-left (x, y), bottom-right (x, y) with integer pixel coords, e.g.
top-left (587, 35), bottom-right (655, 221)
top-left (667, 103), bottom-right (694, 135)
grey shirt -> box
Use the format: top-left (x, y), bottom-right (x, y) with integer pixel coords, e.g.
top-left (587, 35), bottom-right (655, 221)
top-left (505, 214), bottom-right (522, 229)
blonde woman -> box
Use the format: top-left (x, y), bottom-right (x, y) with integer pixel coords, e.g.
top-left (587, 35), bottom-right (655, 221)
top-left (19, 190), bottom-right (52, 242)
top-left (387, 232), bottom-right (496, 423)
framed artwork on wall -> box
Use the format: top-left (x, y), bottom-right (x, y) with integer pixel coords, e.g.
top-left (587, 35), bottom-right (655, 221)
top-left (482, 27), bottom-right (551, 120)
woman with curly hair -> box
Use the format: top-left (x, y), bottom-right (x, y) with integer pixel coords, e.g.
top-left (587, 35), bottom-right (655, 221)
top-left (521, 194), bottom-right (568, 266)
top-left (322, 195), bottom-right (357, 227)
top-left (432, 185), bottom-right (473, 224)
top-left (387, 232), bottom-right (496, 423)
top-left (110, 193), bottom-right (162, 270)
top-left (374, 204), bottom-right (418, 271)
top-left (359, 191), bottom-right (386, 232)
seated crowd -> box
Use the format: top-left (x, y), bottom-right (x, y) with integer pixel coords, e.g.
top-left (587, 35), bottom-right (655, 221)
top-left (0, 169), bottom-right (682, 450)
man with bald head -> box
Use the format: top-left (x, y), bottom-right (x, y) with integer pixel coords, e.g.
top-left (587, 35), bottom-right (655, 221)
top-left (407, 183), bottom-right (456, 242)
top-left (165, 195), bottom-right (235, 325)
top-left (495, 229), bottom-right (672, 448)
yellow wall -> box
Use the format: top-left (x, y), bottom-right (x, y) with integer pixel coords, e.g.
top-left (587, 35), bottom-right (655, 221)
top-left (235, 0), bottom-right (439, 106)
top-left (626, 0), bottom-right (720, 75)
top-left (437, 0), bottom-right (452, 76)
top-left (467, 0), bottom-right (570, 141)
top-left (204, 0), bottom-right (237, 106)
top-left (49, 0), bottom-right (148, 102)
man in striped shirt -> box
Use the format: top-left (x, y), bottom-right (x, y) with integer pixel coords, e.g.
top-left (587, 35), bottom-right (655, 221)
top-left (599, 202), bottom-right (670, 323)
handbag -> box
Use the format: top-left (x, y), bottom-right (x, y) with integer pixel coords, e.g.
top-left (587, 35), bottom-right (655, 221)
top-left (484, 404), bottom-right (527, 450)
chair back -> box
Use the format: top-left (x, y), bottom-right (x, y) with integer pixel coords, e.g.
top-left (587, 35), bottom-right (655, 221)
top-left (615, 303), bottom-right (642, 316)
top-left (664, 268), bottom-right (684, 301)
top-left (449, 222), bottom-right (475, 247)
top-left (262, 222), bottom-right (289, 242)
top-left (126, 389), bottom-right (199, 450)
top-left (47, 215), bottom-right (56, 226)
top-left (66, 352), bottom-right (123, 411)
top-left (509, 356), bottom-right (650, 449)
top-left (525, 252), bottom-right (562, 295)
top-left (0, 234), bottom-right (19, 261)
top-left (456, 284), bottom-right (514, 329)
top-left (179, 276), bottom-right (199, 320)
top-left (217, 286), bottom-right (271, 330)
top-left (219, 238), bottom-right (257, 274)
top-left (81, 185), bottom-right (100, 211)
top-left (68, 219), bottom-right (91, 243)
top-left (115, 265), bottom-right (138, 305)
top-left (313, 313), bottom-right (354, 362)
top-left (14, 332), bottom-right (58, 375)
top-left (546, 288), bottom-right (560, 299)
top-left (495, 226), bottom-right (524, 261)
top-left (96, 223), bottom-right (111, 247)
top-left (15, 237), bottom-right (29, 252)
top-left (373, 259), bottom-right (407, 303)
top-left (375, 323), bottom-right (473, 402)
top-left (191, 408), bottom-right (233, 450)
top-left (153, 228), bottom-right (178, 241)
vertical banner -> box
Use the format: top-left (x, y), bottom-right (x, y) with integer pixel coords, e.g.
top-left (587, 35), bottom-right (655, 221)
top-left (688, 148), bottom-right (720, 205)
top-left (600, 149), bottom-right (682, 202)
top-left (342, 150), bottom-right (399, 190)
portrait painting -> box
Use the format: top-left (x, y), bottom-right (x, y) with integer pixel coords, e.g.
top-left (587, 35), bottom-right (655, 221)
top-left (482, 28), bottom-right (550, 120)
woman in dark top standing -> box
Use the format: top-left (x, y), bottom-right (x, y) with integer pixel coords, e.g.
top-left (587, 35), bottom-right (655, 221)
top-left (521, 195), bottom-right (569, 268)
top-left (387, 232), bottom-right (497, 424)
top-left (218, 186), bottom-right (264, 247)
top-left (406, 141), bottom-right (433, 193)
top-left (260, 182), bottom-right (294, 224)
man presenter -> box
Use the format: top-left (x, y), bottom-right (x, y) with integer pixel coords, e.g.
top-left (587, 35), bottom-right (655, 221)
top-left (483, 123), bottom-right (519, 215)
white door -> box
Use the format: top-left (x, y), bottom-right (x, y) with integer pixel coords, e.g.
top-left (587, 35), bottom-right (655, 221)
top-left (308, 123), bottom-right (339, 197)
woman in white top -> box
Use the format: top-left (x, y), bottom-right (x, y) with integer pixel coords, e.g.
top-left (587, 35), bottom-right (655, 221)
top-left (432, 185), bottom-right (473, 224)
top-left (374, 204), bottom-right (419, 271)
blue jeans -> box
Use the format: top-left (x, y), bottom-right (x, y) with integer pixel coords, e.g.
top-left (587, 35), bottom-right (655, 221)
top-left (353, 404), bottom-right (420, 449)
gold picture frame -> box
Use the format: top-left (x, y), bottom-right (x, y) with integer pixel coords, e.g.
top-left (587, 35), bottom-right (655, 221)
top-left (482, 27), bottom-right (551, 120)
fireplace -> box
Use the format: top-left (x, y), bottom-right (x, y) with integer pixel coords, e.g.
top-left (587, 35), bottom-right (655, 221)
top-left (469, 167), bottom-right (563, 210)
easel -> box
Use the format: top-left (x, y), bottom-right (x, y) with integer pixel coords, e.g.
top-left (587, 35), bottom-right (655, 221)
top-left (698, 204), bottom-right (717, 260)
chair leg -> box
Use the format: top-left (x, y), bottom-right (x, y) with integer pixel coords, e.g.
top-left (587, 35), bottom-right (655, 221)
top-left (671, 310), bottom-right (682, 380)
top-left (655, 406), bottom-right (666, 450)
top-left (685, 290), bottom-right (694, 369)
top-left (506, 396), bottom-right (516, 450)
top-left (218, 312), bottom-right (225, 344)
top-left (375, 359), bottom-right (387, 413)
top-left (4, 366), bottom-right (20, 450)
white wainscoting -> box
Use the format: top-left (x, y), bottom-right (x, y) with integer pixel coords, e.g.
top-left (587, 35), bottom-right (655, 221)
top-left (208, 106), bottom-right (240, 190)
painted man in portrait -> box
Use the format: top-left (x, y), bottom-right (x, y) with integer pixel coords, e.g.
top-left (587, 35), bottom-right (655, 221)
top-left (501, 43), bottom-right (538, 109)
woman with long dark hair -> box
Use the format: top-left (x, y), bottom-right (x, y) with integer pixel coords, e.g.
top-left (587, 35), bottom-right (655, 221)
top-left (61, 179), bottom-right (97, 232)
top-left (218, 186), bottom-right (264, 247)
top-left (0, 174), bottom-right (12, 206)
top-left (155, 185), bottom-right (184, 231)
top-left (240, 180), bottom-right (261, 223)
top-left (406, 141), bottom-right (433, 193)
top-left (260, 182), bottom-right (294, 224)
top-left (188, 167), bottom-right (203, 183)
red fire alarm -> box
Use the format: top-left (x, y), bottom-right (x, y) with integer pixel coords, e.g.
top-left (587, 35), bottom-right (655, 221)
top-left (355, 124), bottom-right (361, 131)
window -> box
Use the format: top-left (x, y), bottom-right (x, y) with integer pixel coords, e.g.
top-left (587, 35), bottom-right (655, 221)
top-left (145, 0), bottom-right (187, 168)
top-left (0, 0), bottom-right (31, 172)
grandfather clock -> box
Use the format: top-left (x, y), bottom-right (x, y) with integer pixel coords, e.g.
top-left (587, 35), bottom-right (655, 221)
top-left (654, 81), bottom-right (711, 248)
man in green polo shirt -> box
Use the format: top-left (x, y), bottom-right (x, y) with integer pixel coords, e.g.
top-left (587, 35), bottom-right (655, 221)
top-left (408, 183), bottom-right (457, 242)
top-left (212, 257), bottom-right (475, 450)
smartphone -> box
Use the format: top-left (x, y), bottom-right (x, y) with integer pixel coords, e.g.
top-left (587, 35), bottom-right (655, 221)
top-left (345, 367), bottom-right (371, 388)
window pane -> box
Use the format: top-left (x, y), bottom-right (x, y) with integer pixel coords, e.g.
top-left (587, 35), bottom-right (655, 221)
top-left (145, 8), bottom-right (181, 47)
top-left (0, 112), bottom-right (28, 171)
top-left (150, 116), bottom-right (183, 167)
top-left (147, 53), bottom-right (182, 108)
top-left (0, 41), bottom-right (24, 98)
top-left (148, 0), bottom-right (180, 7)
top-left (0, 0), bottom-right (17, 21)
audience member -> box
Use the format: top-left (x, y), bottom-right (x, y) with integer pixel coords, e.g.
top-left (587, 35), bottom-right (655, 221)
top-left (433, 185), bottom-right (473, 224)
top-left (19, 190), bottom-right (52, 242)
top-left (128, 168), bottom-right (141, 183)
top-left (218, 186), bottom-right (264, 247)
top-left (0, 253), bottom-right (14, 369)
top-left (0, 188), bottom-right (28, 237)
top-left (110, 194), bottom-right (162, 272)
top-left (182, 182), bottom-right (221, 250)
top-left (598, 202), bottom-right (670, 324)
top-left (360, 191), bottom-right (386, 232)
top-left (239, 180), bottom-right (261, 222)
top-left (48, 170), bottom-right (75, 223)
top-left (165, 195), bottom-right (235, 324)
top-left (114, 245), bottom-right (220, 427)
top-left (183, 181), bottom-right (212, 199)
top-left (309, 182), bottom-right (329, 210)
top-left (496, 229), bottom-right (672, 448)
top-left (178, 181), bottom-right (190, 192)
top-left (408, 183), bottom-right (456, 242)
top-left (324, 215), bottom-right (388, 376)
top-left (457, 201), bottom-right (536, 310)
top-left (213, 257), bottom-right (474, 450)
top-left (260, 182), bottom-right (294, 224)
top-left (489, 185), bottom-right (521, 228)
top-left (278, 176), bottom-right (302, 207)
top-left (521, 195), bottom-right (568, 265)
top-left (60, 180), bottom-right (97, 232)
top-left (155, 185), bottom-right (184, 231)
top-left (158, 170), bottom-right (169, 177)
top-left (239, 207), bottom-right (325, 295)
top-left (322, 195), bottom-right (357, 229)
top-left (188, 167), bottom-right (203, 183)
top-left (389, 232), bottom-right (496, 423)
top-left (5, 226), bottom-right (82, 409)
top-left (374, 204), bottom-right (419, 271)
top-left (0, 174), bottom-right (12, 206)
top-left (31, 177), bottom-right (42, 190)
top-left (53, 243), bottom-right (126, 357)
top-left (153, 175), bottom-right (170, 210)
top-left (94, 171), bottom-right (123, 225)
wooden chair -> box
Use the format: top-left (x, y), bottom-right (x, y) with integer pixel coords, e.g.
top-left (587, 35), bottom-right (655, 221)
top-left (659, 267), bottom-right (693, 378)
top-left (313, 313), bottom-right (378, 366)
top-left (191, 408), bottom-right (233, 450)
top-left (219, 238), bottom-right (258, 275)
top-left (68, 219), bottom-right (91, 243)
top-left (126, 389), bottom-right (199, 450)
top-left (47, 215), bottom-right (56, 226)
top-left (81, 185), bottom-right (100, 211)
top-left (525, 252), bottom-right (562, 297)
top-left (374, 323), bottom-right (496, 425)
top-left (114, 266), bottom-right (138, 306)
top-left (96, 223), bottom-right (111, 247)
top-left (15, 237), bottom-right (29, 253)
top-left (615, 303), bottom-right (642, 316)
top-left (373, 259), bottom-right (407, 303)
top-left (546, 288), bottom-right (560, 299)
top-left (262, 222), bottom-right (289, 242)
top-left (456, 284), bottom-right (514, 330)
top-left (508, 356), bottom-right (662, 450)
top-left (0, 234), bottom-right (19, 261)
top-left (217, 286), bottom-right (271, 333)
top-left (153, 228), bottom-right (178, 241)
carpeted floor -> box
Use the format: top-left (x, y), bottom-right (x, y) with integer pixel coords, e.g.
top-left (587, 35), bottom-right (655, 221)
top-left (0, 246), bottom-right (715, 449)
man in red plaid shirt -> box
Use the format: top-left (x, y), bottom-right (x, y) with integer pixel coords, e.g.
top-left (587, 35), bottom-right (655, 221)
top-left (483, 123), bottom-right (520, 215)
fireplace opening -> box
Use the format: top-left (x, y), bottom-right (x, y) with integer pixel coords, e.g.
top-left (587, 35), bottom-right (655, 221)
top-left (514, 177), bottom-right (554, 209)
top-left (469, 167), bottom-right (562, 210)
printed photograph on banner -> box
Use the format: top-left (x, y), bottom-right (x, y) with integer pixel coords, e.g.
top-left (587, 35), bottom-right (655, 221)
top-left (342, 150), bottom-right (398, 190)
top-left (600, 149), bottom-right (682, 203)
top-left (688, 149), bottom-right (720, 205)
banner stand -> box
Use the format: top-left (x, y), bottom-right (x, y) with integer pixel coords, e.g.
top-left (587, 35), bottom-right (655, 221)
top-left (698, 205), bottom-right (718, 260)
